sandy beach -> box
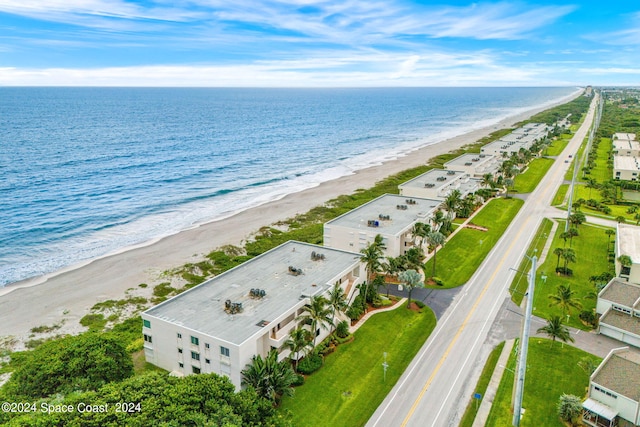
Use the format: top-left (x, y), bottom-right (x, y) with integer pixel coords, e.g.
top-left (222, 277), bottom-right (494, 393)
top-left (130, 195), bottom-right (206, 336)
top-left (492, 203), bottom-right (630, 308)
top-left (0, 91), bottom-right (580, 346)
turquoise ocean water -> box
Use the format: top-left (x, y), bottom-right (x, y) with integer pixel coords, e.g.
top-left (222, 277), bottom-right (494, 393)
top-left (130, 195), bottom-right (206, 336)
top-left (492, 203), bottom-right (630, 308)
top-left (0, 87), bottom-right (578, 286)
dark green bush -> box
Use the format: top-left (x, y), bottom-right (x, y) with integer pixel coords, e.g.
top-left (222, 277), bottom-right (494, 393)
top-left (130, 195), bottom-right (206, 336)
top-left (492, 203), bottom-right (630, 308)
top-left (336, 320), bottom-right (350, 338)
top-left (292, 373), bottom-right (305, 387)
top-left (297, 354), bottom-right (323, 375)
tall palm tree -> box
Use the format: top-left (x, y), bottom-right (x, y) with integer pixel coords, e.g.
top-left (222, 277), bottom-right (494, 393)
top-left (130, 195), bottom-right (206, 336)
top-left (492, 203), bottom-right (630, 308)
top-left (297, 295), bottom-right (333, 347)
top-left (285, 328), bottom-right (312, 371)
top-left (443, 190), bottom-right (462, 219)
top-left (566, 228), bottom-right (578, 247)
top-left (404, 247), bottom-right (426, 276)
top-left (382, 256), bottom-right (403, 296)
top-left (548, 285), bottom-right (582, 316)
top-left (536, 315), bottom-right (574, 347)
top-left (504, 178), bottom-right (514, 198)
top-left (360, 236), bottom-right (386, 312)
top-left (411, 222), bottom-right (430, 248)
top-left (431, 209), bottom-right (445, 232)
top-left (561, 248), bottom-right (577, 272)
top-left (426, 231), bottom-right (446, 278)
top-left (481, 173), bottom-right (494, 189)
top-left (327, 282), bottom-right (348, 332)
top-left (398, 269), bottom-right (423, 309)
top-left (553, 247), bottom-right (565, 270)
top-left (241, 350), bottom-right (298, 403)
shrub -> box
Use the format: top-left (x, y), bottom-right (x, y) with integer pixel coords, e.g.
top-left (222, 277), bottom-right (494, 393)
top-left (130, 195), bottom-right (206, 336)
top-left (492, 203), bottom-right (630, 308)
top-left (555, 267), bottom-right (573, 276)
top-left (432, 276), bottom-right (445, 286)
top-left (153, 282), bottom-right (176, 298)
top-left (336, 320), bottom-right (350, 338)
top-left (579, 310), bottom-right (598, 328)
top-left (80, 313), bottom-right (107, 331)
top-left (414, 300), bottom-right (426, 309)
top-left (297, 354), bottom-right (323, 375)
top-left (292, 374), bottom-right (305, 387)
top-left (346, 296), bottom-right (364, 320)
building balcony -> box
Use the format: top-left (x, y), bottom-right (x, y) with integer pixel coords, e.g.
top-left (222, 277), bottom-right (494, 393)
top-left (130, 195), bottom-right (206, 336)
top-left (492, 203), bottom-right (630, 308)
top-left (269, 320), bottom-right (298, 346)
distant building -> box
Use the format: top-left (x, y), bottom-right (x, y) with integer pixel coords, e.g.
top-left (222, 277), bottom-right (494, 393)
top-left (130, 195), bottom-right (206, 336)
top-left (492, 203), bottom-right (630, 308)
top-left (323, 194), bottom-right (441, 257)
top-left (583, 347), bottom-right (640, 427)
top-left (615, 224), bottom-right (640, 283)
top-left (398, 169), bottom-right (480, 200)
top-left (613, 156), bottom-right (640, 181)
top-left (443, 153), bottom-right (500, 177)
top-left (613, 133), bottom-right (637, 142)
top-left (480, 123), bottom-right (549, 156)
top-left (612, 139), bottom-right (640, 157)
top-left (597, 278), bottom-right (640, 348)
top-left (142, 241), bottom-right (363, 389)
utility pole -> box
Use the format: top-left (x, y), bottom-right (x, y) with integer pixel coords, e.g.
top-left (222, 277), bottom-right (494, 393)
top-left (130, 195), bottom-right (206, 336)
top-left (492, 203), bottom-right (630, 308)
top-left (512, 255), bottom-right (536, 427)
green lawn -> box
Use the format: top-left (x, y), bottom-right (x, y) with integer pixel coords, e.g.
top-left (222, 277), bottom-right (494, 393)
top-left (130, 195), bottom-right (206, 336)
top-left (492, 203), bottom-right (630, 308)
top-left (513, 158), bottom-right (555, 193)
top-left (279, 305), bottom-right (437, 427)
top-left (459, 342), bottom-right (505, 427)
top-left (510, 218), bottom-right (555, 306)
top-left (552, 184), bottom-right (569, 206)
top-left (570, 184), bottom-right (637, 222)
top-left (545, 134), bottom-right (571, 156)
top-left (532, 220), bottom-right (613, 330)
top-left (564, 135), bottom-right (588, 181)
top-left (590, 137), bottom-right (612, 183)
top-left (486, 338), bottom-right (600, 427)
top-left (425, 198), bottom-right (524, 288)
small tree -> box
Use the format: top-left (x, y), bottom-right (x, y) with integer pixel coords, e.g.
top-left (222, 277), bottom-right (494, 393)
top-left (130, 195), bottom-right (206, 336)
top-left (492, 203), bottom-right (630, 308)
top-left (537, 315), bottom-right (574, 346)
top-left (548, 285), bottom-right (582, 316)
top-left (327, 282), bottom-right (348, 332)
top-left (398, 269), bottom-right (423, 309)
top-left (241, 350), bottom-right (297, 404)
top-left (426, 231), bottom-right (446, 278)
top-left (297, 296), bottom-right (333, 347)
top-left (557, 394), bottom-right (582, 426)
top-left (285, 328), bottom-right (312, 371)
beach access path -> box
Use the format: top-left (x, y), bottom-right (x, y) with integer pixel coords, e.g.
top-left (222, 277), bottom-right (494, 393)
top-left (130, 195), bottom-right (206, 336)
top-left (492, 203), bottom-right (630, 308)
top-left (0, 92), bottom-right (580, 348)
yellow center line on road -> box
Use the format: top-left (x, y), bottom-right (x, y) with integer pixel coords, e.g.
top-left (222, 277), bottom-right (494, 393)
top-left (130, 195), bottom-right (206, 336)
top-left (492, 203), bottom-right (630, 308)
top-left (400, 215), bottom-right (532, 427)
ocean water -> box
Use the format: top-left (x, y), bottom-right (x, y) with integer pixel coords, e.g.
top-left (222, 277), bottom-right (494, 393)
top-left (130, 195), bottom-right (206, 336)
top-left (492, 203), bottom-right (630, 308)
top-left (0, 87), bottom-right (578, 287)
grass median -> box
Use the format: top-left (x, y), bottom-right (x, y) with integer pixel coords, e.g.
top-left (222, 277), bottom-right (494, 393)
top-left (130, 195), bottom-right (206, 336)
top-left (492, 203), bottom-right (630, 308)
top-left (485, 338), bottom-right (600, 427)
top-left (279, 304), bottom-right (436, 427)
top-left (425, 198), bottom-right (524, 288)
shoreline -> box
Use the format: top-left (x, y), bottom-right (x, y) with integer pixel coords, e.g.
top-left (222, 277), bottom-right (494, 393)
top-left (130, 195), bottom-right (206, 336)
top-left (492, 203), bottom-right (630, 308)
top-left (0, 91), bottom-right (580, 343)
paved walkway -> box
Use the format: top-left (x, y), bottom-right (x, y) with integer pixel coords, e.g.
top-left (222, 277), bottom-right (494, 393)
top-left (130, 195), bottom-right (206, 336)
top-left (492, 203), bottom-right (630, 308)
top-left (473, 339), bottom-right (515, 427)
top-left (349, 298), bottom-right (407, 334)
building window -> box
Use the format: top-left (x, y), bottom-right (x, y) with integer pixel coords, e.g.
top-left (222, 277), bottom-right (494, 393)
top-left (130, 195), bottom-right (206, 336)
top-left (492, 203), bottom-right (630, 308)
top-left (205, 343), bottom-right (210, 349)
top-left (191, 336), bottom-right (199, 345)
top-left (177, 333), bottom-right (182, 339)
top-left (220, 346), bottom-right (230, 357)
top-left (143, 334), bottom-right (152, 343)
top-left (205, 359), bottom-right (210, 364)
top-left (178, 348), bottom-right (183, 353)
top-left (192, 366), bottom-right (201, 374)
top-left (179, 362), bottom-right (184, 368)
top-left (143, 319), bottom-right (151, 328)
top-left (191, 351), bottom-right (200, 361)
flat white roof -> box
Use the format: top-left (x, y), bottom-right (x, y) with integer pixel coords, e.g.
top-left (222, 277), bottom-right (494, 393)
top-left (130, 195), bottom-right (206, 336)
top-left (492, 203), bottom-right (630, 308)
top-left (325, 194), bottom-right (441, 236)
top-left (614, 132), bottom-right (637, 141)
top-left (613, 139), bottom-right (640, 151)
top-left (614, 155), bottom-right (640, 171)
top-left (617, 223), bottom-right (640, 264)
top-left (443, 153), bottom-right (496, 169)
top-left (144, 241), bottom-right (361, 345)
top-left (399, 168), bottom-right (467, 191)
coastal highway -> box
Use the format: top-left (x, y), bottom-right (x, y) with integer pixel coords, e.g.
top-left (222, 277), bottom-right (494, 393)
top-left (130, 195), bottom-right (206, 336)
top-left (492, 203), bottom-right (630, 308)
top-left (366, 94), bottom-right (599, 427)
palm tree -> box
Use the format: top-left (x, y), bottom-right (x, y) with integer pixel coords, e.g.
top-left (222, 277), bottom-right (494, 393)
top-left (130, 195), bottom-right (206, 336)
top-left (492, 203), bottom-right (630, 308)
top-left (504, 178), bottom-right (514, 198)
top-left (481, 173), bottom-right (494, 189)
top-left (398, 269), bottom-right (423, 309)
top-left (431, 209), bottom-right (445, 232)
top-left (327, 282), bottom-right (348, 332)
top-left (605, 229), bottom-right (615, 251)
top-left (565, 228), bottom-right (578, 247)
top-left (360, 236), bottom-right (386, 311)
top-left (285, 328), bottom-right (312, 371)
top-left (536, 315), bottom-right (574, 346)
top-left (569, 212), bottom-right (585, 228)
top-left (411, 222), bottom-right (430, 248)
top-left (561, 248), bottom-right (576, 272)
top-left (548, 285), bottom-right (582, 316)
top-left (241, 350), bottom-right (298, 403)
top-left (297, 295), bottom-right (333, 347)
top-left (443, 189), bottom-right (462, 219)
top-left (426, 231), bottom-right (446, 278)
top-left (553, 247), bottom-right (565, 270)
top-left (404, 247), bottom-right (426, 276)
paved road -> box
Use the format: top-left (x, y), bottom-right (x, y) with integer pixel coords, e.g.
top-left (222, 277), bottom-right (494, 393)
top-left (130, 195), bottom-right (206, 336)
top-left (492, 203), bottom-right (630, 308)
top-left (366, 95), bottom-right (599, 427)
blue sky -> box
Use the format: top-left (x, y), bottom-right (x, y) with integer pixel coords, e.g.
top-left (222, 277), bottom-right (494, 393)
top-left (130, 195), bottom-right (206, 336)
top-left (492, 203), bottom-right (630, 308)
top-left (0, 1), bottom-right (638, 86)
